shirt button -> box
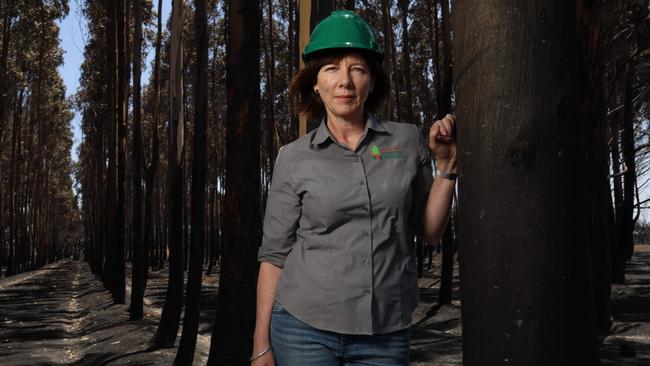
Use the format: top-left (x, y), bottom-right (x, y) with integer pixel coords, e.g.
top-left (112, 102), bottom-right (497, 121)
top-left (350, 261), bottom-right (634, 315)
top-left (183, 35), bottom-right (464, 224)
top-left (362, 232), bottom-right (369, 238)
top-left (363, 289), bottom-right (370, 294)
top-left (364, 259), bottom-right (370, 265)
top-left (359, 180), bottom-right (365, 185)
top-left (361, 206), bottom-right (368, 213)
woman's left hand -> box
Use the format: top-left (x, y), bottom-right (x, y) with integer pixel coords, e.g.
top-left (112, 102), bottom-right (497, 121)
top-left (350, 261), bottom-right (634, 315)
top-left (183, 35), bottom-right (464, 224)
top-left (428, 113), bottom-right (457, 162)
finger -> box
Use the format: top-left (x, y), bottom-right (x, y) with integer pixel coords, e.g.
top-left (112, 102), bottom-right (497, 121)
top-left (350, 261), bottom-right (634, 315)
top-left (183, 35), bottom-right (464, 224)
top-left (434, 118), bottom-right (450, 138)
top-left (443, 114), bottom-right (456, 138)
top-left (445, 113), bottom-right (455, 123)
top-left (440, 118), bottom-right (452, 137)
top-left (430, 122), bottom-right (441, 142)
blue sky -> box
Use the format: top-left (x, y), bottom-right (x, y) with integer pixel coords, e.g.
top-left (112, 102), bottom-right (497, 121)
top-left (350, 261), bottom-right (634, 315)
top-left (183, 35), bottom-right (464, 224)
top-left (57, 0), bottom-right (170, 163)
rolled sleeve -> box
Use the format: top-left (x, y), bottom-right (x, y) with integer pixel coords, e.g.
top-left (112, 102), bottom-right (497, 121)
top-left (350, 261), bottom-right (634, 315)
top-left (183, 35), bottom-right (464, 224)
top-left (258, 146), bottom-right (301, 268)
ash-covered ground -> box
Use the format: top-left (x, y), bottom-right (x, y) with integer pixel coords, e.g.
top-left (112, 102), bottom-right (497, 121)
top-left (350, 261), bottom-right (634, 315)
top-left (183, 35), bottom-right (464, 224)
top-left (0, 246), bottom-right (648, 365)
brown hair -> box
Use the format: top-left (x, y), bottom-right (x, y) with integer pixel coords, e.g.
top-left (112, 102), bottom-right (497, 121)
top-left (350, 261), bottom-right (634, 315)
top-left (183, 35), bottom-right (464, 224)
top-left (288, 50), bottom-right (390, 120)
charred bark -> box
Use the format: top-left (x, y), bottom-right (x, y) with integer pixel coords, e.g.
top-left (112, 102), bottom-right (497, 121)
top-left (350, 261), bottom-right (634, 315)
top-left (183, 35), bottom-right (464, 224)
top-left (207, 0), bottom-right (262, 363)
top-left (129, 0), bottom-right (145, 320)
top-left (454, 1), bottom-right (599, 364)
top-left (152, 0), bottom-right (185, 348)
top-left (175, 0), bottom-right (209, 362)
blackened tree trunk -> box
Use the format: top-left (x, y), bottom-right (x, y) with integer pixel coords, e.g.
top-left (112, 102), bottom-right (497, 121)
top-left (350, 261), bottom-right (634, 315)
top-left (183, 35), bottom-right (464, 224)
top-left (175, 0), bottom-right (209, 363)
top-left (113, 0), bottom-right (129, 304)
top-left (152, 0), bottom-right (185, 348)
top-left (143, 0), bottom-right (163, 298)
top-left (577, 0), bottom-right (613, 334)
top-left (435, 0), bottom-right (452, 118)
top-left (129, 0), bottom-right (146, 320)
top-left (206, 0), bottom-right (262, 363)
top-left (263, 0), bottom-right (278, 188)
top-left (454, 2), bottom-right (599, 364)
top-left (104, 0), bottom-right (119, 295)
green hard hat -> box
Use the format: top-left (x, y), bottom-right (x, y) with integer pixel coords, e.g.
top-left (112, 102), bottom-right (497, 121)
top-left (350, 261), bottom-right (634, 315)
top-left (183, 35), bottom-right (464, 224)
top-left (302, 10), bottom-right (383, 63)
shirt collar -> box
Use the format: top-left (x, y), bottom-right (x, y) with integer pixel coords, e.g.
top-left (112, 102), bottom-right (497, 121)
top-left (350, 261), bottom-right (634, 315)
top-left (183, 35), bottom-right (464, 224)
top-left (311, 113), bottom-right (389, 146)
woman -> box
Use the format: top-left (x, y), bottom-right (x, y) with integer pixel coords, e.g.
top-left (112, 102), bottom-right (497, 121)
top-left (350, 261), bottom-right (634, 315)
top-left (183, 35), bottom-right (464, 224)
top-left (252, 10), bottom-right (456, 366)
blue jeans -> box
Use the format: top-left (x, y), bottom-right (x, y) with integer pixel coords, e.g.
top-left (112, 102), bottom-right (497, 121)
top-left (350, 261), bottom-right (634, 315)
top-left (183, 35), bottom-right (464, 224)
top-left (270, 300), bottom-right (411, 366)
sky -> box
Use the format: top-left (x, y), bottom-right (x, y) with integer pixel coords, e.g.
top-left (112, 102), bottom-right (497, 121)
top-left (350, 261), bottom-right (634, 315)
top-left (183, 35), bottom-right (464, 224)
top-left (57, 0), bottom-right (170, 163)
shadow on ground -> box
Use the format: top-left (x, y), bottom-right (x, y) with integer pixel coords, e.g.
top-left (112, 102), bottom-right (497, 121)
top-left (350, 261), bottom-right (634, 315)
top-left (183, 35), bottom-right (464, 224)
top-left (1, 247), bottom-right (649, 365)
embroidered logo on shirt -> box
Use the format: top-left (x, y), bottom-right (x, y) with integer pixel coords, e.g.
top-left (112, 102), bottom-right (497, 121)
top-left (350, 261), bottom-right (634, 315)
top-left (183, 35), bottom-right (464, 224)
top-left (370, 145), bottom-right (405, 160)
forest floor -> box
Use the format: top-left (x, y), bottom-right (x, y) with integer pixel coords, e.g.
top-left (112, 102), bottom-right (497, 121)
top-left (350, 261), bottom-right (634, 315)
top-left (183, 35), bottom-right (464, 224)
top-left (0, 246), bottom-right (648, 365)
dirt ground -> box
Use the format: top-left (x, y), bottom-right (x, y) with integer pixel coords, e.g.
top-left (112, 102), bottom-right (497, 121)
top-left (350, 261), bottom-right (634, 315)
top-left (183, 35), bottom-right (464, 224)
top-left (0, 246), bottom-right (648, 365)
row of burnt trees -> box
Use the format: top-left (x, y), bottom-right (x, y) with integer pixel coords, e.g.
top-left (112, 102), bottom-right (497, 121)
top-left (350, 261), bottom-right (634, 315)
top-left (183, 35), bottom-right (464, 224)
top-left (0, 1), bottom-right (81, 278)
top-left (73, 0), bottom-right (650, 365)
top-left (75, 0), bottom-right (456, 362)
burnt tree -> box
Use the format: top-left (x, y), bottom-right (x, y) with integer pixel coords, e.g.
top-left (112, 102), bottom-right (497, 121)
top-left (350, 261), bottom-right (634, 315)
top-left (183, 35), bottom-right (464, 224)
top-left (207, 0), bottom-right (262, 364)
top-left (175, 0), bottom-right (209, 363)
top-left (454, 1), bottom-right (599, 364)
top-left (152, 0), bottom-right (185, 348)
top-left (129, 0), bottom-right (146, 320)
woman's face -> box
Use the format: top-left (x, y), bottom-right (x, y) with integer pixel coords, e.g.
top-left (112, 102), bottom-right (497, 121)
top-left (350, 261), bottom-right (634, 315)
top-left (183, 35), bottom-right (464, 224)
top-left (314, 53), bottom-right (374, 122)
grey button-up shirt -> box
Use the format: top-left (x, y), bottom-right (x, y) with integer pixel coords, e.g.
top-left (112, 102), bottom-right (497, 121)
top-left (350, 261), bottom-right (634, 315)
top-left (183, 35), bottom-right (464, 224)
top-left (258, 114), bottom-right (433, 335)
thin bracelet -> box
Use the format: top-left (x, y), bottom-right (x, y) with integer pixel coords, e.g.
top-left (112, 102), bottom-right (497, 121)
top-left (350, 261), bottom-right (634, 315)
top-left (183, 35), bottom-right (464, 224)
top-left (435, 169), bottom-right (458, 180)
top-left (249, 345), bottom-right (273, 362)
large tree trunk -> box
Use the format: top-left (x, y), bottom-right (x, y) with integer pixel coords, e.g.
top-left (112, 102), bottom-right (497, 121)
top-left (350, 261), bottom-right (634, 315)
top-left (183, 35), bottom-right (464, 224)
top-left (454, 2), bottom-right (599, 364)
top-left (114, 0), bottom-right (130, 305)
top-left (104, 0), bottom-right (119, 295)
top-left (577, 0), bottom-right (613, 334)
top-left (206, 0), bottom-right (262, 363)
top-left (143, 0), bottom-right (163, 302)
top-left (129, 0), bottom-right (145, 320)
top-left (152, 0), bottom-right (185, 348)
top-left (175, 0), bottom-right (209, 363)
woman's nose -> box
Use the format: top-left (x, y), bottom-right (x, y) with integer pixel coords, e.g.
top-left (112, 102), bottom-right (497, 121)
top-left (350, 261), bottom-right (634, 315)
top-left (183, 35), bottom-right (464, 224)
top-left (337, 70), bottom-right (352, 87)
